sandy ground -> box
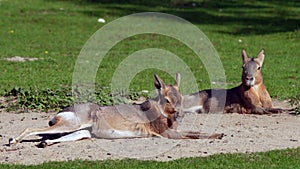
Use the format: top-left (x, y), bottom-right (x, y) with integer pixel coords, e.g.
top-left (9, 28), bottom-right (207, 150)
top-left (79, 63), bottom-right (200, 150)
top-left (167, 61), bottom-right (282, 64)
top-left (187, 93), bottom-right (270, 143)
top-left (0, 100), bottom-right (299, 165)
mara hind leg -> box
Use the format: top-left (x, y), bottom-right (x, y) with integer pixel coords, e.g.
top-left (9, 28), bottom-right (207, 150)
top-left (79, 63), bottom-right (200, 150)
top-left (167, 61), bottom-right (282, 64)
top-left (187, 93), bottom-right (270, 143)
top-left (251, 106), bottom-right (284, 114)
top-left (9, 111), bottom-right (92, 146)
top-left (38, 130), bottom-right (92, 148)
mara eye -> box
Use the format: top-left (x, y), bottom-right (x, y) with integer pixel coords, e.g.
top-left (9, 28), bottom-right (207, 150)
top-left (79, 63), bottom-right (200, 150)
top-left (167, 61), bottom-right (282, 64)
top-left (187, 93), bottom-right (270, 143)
top-left (257, 66), bottom-right (261, 70)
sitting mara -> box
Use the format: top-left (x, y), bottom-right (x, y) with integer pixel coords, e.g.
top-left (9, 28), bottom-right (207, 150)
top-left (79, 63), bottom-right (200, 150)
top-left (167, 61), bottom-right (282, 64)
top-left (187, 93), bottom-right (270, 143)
top-left (183, 49), bottom-right (285, 114)
top-left (9, 73), bottom-right (223, 147)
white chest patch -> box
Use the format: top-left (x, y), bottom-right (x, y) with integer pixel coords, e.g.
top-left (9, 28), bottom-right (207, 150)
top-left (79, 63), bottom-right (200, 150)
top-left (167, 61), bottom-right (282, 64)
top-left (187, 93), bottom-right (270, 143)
top-left (253, 85), bottom-right (259, 91)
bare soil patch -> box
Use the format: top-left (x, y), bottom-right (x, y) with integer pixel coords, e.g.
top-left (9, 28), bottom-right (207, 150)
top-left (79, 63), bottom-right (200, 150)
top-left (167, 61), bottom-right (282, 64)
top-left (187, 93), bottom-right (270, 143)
top-left (0, 100), bottom-right (299, 165)
top-left (3, 56), bottom-right (43, 62)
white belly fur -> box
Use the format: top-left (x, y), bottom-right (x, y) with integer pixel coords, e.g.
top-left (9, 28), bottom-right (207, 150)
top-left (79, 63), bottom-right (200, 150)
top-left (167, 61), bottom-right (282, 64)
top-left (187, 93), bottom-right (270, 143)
top-left (93, 129), bottom-right (144, 139)
top-left (183, 105), bottom-right (203, 113)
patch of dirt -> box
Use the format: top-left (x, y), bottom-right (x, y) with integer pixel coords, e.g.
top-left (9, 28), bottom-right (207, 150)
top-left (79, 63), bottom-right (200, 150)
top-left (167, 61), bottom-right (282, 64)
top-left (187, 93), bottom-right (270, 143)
top-left (0, 100), bottom-right (299, 165)
top-left (3, 56), bottom-right (43, 62)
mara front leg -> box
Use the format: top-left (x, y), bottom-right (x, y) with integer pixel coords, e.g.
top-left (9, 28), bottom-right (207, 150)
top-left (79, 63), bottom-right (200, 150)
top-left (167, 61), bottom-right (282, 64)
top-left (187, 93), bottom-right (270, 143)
top-left (162, 129), bottom-right (223, 139)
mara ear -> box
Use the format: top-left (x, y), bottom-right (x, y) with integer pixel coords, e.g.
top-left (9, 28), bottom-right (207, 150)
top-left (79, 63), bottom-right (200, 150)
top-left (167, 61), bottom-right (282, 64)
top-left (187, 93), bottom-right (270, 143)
top-left (255, 49), bottom-right (265, 67)
top-left (154, 74), bottom-right (166, 90)
top-left (175, 73), bottom-right (181, 88)
top-left (242, 49), bottom-right (249, 65)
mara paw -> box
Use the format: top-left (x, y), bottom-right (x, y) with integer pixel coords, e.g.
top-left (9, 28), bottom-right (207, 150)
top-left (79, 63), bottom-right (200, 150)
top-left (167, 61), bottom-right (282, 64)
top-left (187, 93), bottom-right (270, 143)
top-left (8, 138), bottom-right (17, 146)
top-left (37, 141), bottom-right (48, 148)
top-left (208, 133), bottom-right (224, 139)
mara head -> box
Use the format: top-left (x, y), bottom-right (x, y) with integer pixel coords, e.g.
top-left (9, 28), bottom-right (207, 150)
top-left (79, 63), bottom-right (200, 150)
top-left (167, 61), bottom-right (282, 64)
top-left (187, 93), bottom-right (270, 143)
top-left (154, 73), bottom-right (182, 118)
top-left (241, 49), bottom-right (265, 87)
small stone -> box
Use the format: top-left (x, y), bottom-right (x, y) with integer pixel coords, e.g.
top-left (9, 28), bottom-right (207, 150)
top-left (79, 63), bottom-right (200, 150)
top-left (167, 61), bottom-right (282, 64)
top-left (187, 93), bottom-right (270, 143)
top-left (97, 18), bottom-right (106, 23)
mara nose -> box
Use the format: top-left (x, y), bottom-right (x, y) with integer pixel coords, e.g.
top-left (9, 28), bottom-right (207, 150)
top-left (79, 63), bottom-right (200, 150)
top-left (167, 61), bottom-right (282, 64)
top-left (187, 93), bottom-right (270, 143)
top-left (246, 76), bottom-right (254, 81)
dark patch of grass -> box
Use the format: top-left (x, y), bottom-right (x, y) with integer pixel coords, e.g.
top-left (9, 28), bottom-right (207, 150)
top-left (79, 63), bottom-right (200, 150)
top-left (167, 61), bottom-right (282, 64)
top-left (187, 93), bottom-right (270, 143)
top-left (70, 0), bottom-right (300, 35)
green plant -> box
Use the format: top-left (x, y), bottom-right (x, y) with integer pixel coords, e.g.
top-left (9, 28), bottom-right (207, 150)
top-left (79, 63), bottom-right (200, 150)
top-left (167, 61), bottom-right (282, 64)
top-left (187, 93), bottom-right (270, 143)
top-left (290, 93), bottom-right (300, 115)
top-left (5, 87), bottom-right (74, 111)
top-left (4, 86), bottom-right (150, 111)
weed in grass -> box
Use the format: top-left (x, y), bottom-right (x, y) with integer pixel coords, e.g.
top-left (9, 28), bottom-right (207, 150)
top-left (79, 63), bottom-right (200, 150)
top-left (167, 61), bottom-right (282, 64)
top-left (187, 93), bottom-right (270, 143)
top-left (289, 93), bottom-right (300, 115)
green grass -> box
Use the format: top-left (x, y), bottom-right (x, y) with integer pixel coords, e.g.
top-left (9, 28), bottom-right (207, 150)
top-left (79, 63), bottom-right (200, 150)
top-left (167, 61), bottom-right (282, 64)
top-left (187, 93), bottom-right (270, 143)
top-left (1, 148), bottom-right (300, 168)
top-left (0, 0), bottom-right (299, 101)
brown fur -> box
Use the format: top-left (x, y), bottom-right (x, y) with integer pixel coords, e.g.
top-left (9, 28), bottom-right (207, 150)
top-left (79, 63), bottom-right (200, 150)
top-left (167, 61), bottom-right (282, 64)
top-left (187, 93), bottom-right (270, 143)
top-left (183, 49), bottom-right (283, 114)
top-left (9, 73), bottom-right (223, 147)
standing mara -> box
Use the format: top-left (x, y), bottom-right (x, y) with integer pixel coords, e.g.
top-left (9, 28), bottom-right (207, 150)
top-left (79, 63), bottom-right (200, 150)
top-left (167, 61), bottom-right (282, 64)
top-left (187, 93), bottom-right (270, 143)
top-left (9, 73), bottom-right (223, 147)
top-left (183, 49), bottom-right (284, 114)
